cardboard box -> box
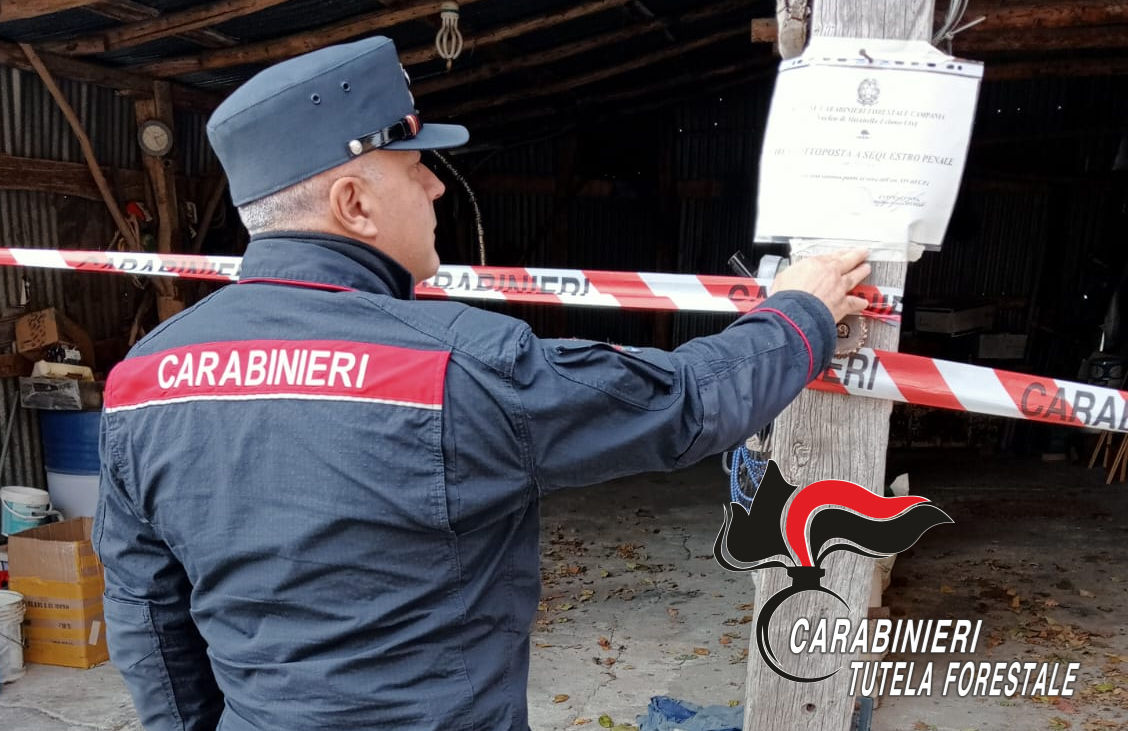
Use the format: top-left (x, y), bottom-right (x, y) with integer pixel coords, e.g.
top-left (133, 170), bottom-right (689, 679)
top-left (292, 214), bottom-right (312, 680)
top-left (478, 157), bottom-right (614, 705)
top-left (8, 518), bottom-right (109, 668)
top-left (15, 308), bottom-right (95, 367)
top-left (915, 304), bottom-right (995, 336)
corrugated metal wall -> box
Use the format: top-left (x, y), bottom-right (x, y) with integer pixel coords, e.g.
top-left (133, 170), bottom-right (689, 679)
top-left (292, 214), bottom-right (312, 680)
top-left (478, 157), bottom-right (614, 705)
top-left (0, 64), bottom-right (214, 489)
top-left (464, 74), bottom-right (1128, 389)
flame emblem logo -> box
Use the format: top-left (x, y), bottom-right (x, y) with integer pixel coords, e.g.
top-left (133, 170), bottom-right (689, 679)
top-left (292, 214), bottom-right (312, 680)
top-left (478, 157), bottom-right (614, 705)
top-left (713, 460), bottom-right (952, 682)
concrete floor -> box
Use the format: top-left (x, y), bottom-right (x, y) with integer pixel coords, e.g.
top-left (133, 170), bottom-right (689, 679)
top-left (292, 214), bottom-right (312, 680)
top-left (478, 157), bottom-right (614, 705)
top-left (1, 451), bottom-right (1126, 731)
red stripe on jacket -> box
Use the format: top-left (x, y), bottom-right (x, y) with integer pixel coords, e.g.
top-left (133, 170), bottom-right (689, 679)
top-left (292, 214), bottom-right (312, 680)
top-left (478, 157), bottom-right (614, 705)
top-left (104, 339), bottom-right (449, 411)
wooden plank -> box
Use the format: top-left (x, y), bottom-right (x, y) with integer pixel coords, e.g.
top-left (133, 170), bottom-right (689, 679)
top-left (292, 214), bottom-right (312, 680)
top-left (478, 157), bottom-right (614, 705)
top-left (0, 153), bottom-right (146, 200)
top-left (416, 0), bottom-right (751, 97)
top-left (968, 0), bottom-right (1128, 32)
top-left (43, 0), bottom-right (290, 56)
top-left (86, 0), bottom-right (239, 49)
top-left (741, 4), bottom-right (932, 731)
top-left (738, 1), bottom-right (1128, 48)
top-left (0, 40), bottom-right (222, 111)
top-left (0, 0), bottom-right (98, 22)
top-left (436, 25), bottom-right (746, 118)
top-left (957, 25), bottom-right (1128, 53)
top-left (136, 0), bottom-right (488, 78)
top-left (399, 0), bottom-right (633, 66)
top-left (134, 83), bottom-right (181, 254)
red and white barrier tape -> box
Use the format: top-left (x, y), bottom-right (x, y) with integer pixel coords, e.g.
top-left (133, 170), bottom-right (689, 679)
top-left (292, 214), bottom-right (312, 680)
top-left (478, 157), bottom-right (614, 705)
top-left (811, 348), bottom-right (1128, 433)
top-left (0, 248), bottom-right (902, 321)
top-left (1, 248), bottom-right (1117, 432)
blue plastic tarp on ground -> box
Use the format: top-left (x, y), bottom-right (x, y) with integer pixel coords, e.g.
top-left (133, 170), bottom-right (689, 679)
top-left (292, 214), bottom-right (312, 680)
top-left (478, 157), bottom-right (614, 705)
top-left (637, 696), bottom-right (743, 731)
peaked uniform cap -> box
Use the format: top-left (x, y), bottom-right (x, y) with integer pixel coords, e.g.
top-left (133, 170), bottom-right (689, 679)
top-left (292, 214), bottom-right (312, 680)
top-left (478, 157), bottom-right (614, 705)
top-left (207, 36), bottom-right (468, 206)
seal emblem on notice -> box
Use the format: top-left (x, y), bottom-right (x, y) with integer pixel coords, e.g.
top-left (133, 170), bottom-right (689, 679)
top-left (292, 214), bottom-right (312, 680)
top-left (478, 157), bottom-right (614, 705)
top-left (857, 78), bottom-right (880, 105)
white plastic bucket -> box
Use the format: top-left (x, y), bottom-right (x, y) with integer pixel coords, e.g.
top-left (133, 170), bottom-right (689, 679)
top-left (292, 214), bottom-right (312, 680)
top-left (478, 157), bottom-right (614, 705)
top-left (1, 485), bottom-right (59, 536)
top-left (46, 472), bottom-right (100, 519)
top-left (0, 589), bottom-right (25, 683)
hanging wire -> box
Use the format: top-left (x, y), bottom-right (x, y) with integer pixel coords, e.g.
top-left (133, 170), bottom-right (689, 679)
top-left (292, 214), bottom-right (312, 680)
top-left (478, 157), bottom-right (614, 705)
top-left (430, 150), bottom-right (487, 265)
top-left (932, 0), bottom-right (985, 53)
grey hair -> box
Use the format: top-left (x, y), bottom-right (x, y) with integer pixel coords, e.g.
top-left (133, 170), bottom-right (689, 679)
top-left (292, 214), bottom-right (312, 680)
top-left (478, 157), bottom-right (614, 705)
top-left (236, 176), bottom-right (331, 236)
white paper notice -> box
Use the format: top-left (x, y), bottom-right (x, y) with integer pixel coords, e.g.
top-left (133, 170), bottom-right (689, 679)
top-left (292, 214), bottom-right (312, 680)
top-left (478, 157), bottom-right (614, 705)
top-left (755, 37), bottom-right (983, 251)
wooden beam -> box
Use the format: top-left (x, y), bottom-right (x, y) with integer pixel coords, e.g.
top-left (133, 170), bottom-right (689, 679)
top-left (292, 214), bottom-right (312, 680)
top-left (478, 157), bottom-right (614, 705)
top-left (0, 153), bottom-right (146, 200)
top-left (436, 25), bottom-right (746, 119)
top-left (967, 0), bottom-right (1128, 32)
top-left (0, 0), bottom-right (98, 22)
top-left (0, 40), bottom-right (222, 111)
top-left (468, 59), bottom-right (767, 132)
top-left (44, 0), bottom-right (290, 56)
top-left (86, 0), bottom-right (239, 49)
top-left (725, 2), bottom-right (1128, 48)
top-left (743, 3), bottom-right (933, 731)
top-left (136, 0), bottom-right (488, 79)
top-left (134, 82), bottom-right (182, 255)
top-left (415, 0), bottom-right (750, 97)
top-left (19, 43), bottom-right (140, 250)
top-left (400, 0), bottom-right (633, 66)
top-left (957, 25), bottom-right (1128, 53)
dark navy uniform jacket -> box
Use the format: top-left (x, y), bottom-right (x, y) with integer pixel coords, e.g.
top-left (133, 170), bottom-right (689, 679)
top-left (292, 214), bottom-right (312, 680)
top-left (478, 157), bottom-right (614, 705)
top-left (95, 232), bottom-right (835, 730)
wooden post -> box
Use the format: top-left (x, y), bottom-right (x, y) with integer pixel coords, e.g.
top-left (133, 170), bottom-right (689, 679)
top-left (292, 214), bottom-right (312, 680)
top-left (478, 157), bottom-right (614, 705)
top-left (741, 2), bottom-right (934, 730)
top-left (134, 81), bottom-right (183, 316)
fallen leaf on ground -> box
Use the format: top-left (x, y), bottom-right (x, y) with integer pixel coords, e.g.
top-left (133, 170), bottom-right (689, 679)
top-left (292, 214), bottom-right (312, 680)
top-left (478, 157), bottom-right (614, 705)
top-left (603, 657), bottom-right (616, 666)
top-left (1048, 717), bottom-right (1071, 730)
top-left (1054, 698), bottom-right (1076, 714)
top-left (667, 607), bottom-right (679, 620)
top-left (572, 719), bottom-right (591, 726)
top-left (719, 636), bottom-right (732, 645)
top-left (694, 647), bottom-right (710, 656)
top-left (598, 714), bottom-right (614, 728)
top-left (940, 585), bottom-right (955, 594)
top-left (1044, 599), bottom-right (1060, 608)
top-left (727, 700), bottom-right (741, 707)
top-left (554, 694), bottom-right (570, 703)
top-left (737, 602), bottom-right (755, 610)
top-left (598, 636), bottom-right (611, 651)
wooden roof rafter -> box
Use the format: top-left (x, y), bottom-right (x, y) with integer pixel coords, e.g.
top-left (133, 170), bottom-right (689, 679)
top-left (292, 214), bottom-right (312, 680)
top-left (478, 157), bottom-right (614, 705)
top-left (0, 39), bottom-right (221, 110)
top-left (43, 0), bottom-right (292, 56)
top-left (135, 0), bottom-right (493, 78)
top-left (86, 1), bottom-right (238, 49)
top-left (435, 24), bottom-right (747, 119)
top-left (0, 0), bottom-right (100, 22)
top-left (414, 0), bottom-right (752, 97)
top-left (399, 0), bottom-right (634, 66)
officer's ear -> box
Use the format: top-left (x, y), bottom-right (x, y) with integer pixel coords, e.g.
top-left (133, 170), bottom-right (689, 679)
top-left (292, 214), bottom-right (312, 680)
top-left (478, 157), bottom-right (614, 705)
top-left (328, 175), bottom-right (380, 239)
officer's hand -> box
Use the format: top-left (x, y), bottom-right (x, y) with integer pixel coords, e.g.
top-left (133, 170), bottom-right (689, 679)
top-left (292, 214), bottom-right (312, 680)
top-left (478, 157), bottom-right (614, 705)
top-left (769, 249), bottom-right (871, 323)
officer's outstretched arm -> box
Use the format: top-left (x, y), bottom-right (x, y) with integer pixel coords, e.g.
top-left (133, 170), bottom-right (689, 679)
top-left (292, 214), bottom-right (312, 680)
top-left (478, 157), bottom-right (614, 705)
top-left (513, 289), bottom-right (835, 492)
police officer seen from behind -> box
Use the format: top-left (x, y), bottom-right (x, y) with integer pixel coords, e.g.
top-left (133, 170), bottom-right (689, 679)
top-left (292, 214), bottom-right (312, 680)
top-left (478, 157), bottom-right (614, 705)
top-left (96, 36), bottom-right (870, 730)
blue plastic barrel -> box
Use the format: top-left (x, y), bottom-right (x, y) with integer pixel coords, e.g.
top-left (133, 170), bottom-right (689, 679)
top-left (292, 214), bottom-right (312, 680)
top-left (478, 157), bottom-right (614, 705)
top-left (38, 411), bottom-right (101, 475)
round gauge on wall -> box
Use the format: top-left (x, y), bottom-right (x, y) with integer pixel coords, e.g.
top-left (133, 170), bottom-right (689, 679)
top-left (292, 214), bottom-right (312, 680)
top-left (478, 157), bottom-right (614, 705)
top-left (137, 119), bottom-right (173, 157)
